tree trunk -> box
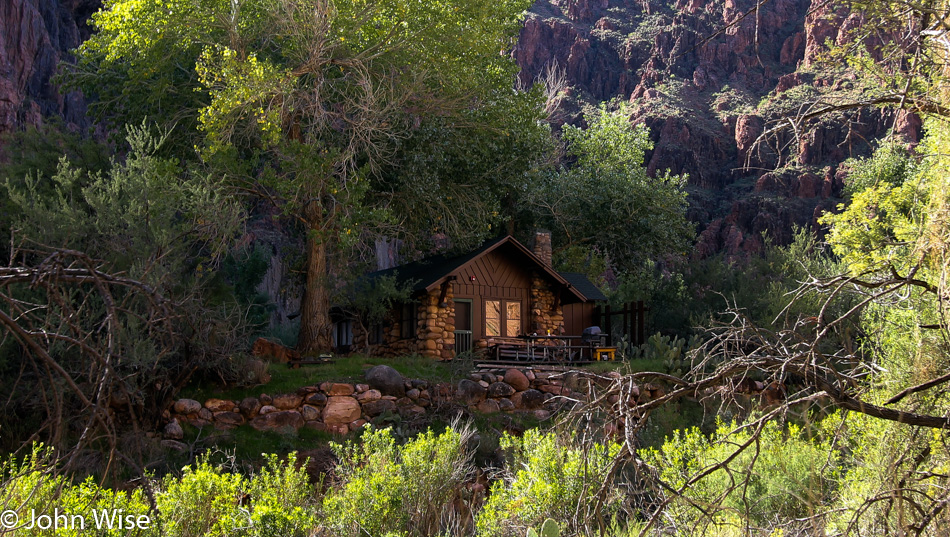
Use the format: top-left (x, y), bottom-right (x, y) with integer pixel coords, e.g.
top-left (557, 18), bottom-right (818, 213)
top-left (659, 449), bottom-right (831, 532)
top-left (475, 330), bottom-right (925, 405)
top-left (297, 205), bottom-right (333, 354)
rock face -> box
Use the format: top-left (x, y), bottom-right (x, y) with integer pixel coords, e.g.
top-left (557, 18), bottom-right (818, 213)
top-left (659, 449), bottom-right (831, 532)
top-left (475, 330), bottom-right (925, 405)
top-left (0, 0), bottom-right (96, 134)
top-left (513, 0), bottom-right (918, 257)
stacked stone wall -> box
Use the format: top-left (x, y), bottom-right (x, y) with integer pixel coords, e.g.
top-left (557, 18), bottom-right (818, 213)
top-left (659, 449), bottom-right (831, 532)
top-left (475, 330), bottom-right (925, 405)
top-left (163, 367), bottom-right (651, 442)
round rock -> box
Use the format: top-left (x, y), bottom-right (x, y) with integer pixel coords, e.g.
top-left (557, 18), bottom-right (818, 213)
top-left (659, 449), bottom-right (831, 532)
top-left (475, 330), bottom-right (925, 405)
top-left (456, 379), bottom-right (487, 405)
top-left (488, 382), bottom-right (516, 398)
top-left (323, 396), bottom-right (362, 425)
top-left (504, 369), bottom-right (530, 391)
top-left (173, 399), bottom-right (201, 415)
top-left (365, 365), bottom-right (406, 397)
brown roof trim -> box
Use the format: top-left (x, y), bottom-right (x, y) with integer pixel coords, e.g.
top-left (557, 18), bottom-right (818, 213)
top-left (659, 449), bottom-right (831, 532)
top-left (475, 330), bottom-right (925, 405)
top-left (422, 235), bottom-right (589, 302)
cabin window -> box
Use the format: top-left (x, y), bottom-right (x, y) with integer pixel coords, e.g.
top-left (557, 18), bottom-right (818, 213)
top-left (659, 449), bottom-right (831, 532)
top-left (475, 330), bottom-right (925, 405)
top-left (333, 319), bottom-right (353, 352)
top-left (368, 322), bottom-right (384, 345)
top-left (400, 302), bottom-right (417, 339)
top-left (485, 299), bottom-right (521, 337)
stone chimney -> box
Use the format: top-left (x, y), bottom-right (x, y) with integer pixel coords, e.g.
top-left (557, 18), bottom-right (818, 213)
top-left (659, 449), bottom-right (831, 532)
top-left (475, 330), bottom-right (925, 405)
top-left (532, 230), bottom-right (552, 266)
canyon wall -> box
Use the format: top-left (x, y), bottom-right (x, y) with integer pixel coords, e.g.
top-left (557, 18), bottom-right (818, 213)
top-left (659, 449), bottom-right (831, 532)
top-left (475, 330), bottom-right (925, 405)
top-left (2, 0), bottom-right (913, 258)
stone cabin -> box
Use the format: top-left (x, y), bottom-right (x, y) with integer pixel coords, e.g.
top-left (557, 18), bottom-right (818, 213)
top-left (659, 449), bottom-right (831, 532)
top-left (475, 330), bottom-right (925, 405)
top-left (342, 233), bottom-right (607, 359)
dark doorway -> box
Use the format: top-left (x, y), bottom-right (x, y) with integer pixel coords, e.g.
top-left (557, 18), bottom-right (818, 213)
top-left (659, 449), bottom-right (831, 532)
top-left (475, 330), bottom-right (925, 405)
top-left (454, 299), bottom-right (473, 354)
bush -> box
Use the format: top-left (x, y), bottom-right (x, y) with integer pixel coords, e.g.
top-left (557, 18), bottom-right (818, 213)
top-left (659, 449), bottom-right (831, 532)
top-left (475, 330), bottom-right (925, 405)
top-left (322, 424), bottom-right (475, 537)
top-left (475, 430), bottom-right (624, 537)
top-left (641, 418), bottom-right (842, 535)
top-left (156, 454), bottom-right (316, 537)
top-left (0, 445), bottom-right (156, 537)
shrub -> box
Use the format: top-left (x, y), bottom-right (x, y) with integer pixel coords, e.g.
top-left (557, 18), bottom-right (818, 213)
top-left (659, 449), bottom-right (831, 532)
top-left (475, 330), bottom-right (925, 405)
top-left (475, 430), bottom-right (624, 537)
top-left (0, 445), bottom-right (156, 537)
top-left (641, 418), bottom-right (842, 535)
top-left (322, 424), bottom-right (475, 537)
top-left (155, 459), bottom-right (249, 537)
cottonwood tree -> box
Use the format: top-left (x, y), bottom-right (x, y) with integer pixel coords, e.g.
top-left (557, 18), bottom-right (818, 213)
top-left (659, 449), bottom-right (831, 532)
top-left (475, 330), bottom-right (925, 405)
top-left (71, 0), bottom-right (540, 352)
top-left (527, 104), bottom-right (693, 275)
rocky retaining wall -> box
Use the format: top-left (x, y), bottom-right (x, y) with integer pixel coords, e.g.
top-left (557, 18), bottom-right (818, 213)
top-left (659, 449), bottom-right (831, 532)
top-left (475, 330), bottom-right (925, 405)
top-left (162, 366), bottom-right (643, 442)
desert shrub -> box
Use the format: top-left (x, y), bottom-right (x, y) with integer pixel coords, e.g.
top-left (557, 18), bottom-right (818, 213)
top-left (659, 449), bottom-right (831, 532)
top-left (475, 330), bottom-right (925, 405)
top-left (0, 445), bottom-right (156, 537)
top-left (322, 424), bottom-right (475, 537)
top-left (475, 429), bottom-right (624, 537)
top-left (155, 459), bottom-right (249, 537)
top-left (155, 453), bottom-right (316, 537)
top-left (244, 454), bottom-right (317, 537)
top-left (641, 418), bottom-right (842, 535)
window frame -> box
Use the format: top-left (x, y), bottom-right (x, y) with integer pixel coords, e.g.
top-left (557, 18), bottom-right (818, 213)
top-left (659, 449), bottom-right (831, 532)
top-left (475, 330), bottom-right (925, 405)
top-left (483, 298), bottom-right (522, 337)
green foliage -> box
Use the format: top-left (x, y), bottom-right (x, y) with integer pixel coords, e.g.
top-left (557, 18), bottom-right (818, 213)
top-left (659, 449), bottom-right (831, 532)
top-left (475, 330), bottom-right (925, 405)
top-left (346, 274), bottom-right (416, 333)
top-left (528, 103), bottom-right (693, 279)
top-left (70, 0), bottom-right (544, 351)
top-left (475, 429), bottom-right (624, 537)
top-left (4, 123), bottom-right (241, 285)
top-left (642, 418), bottom-right (842, 535)
top-left (322, 425), bottom-right (474, 537)
top-left (525, 518), bottom-right (560, 537)
top-left (0, 445), bottom-right (156, 537)
top-left (217, 244), bottom-right (274, 335)
top-left (626, 332), bottom-right (703, 377)
top-left (156, 459), bottom-right (249, 537)
top-left (156, 454), bottom-right (315, 537)
top-left (821, 136), bottom-right (932, 280)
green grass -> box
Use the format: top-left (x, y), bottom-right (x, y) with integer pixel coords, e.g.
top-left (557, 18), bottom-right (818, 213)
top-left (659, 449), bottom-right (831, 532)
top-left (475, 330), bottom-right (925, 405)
top-left (181, 353), bottom-right (459, 402)
top-left (171, 421), bottom-right (346, 470)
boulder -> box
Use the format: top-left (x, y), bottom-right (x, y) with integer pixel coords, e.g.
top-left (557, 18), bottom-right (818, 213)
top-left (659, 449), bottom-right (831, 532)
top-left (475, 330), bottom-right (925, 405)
top-left (305, 421), bottom-right (328, 432)
top-left (512, 389), bottom-right (545, 410)
top-left (498, 398), bottom-right (515, 412)
top-left (272, 393), bottom-right (304, 410)
top-left (161, 440), bottom-right (187, 452)
top-left (213, 411), bottom-right (245, 428)
top-left (239, 397), bottom-right (262, 418)
top-left (204, 398), bottom-right (235, 412)
top-left (476, 399), bottom-right (500, 414)
top-left (173, 399), bottom-right (201, 415)
top-left (259, 405), bottom-right (278, 415)
top-left (457, 379), bottom-right (487, 405)
top-left (198, 408), bottom-right (213, 421)
top-left (533, 409), bottom-right (552, 420)
top-left (300, 405), bottom-right (322, 421)
top-left (362, 399), bottom-right (397, 417)
top-left (324, 396), bottom-right (362, 424)
top-left (399, 405), bottom-right (427, 418)
top-left (406, 388), bottom-right (420, 400)
top-left (365, 365), bottom-right (406, 397)
top-left (163, 419), bottom-right (184, 440)
top-left (306, 392), bottom-right (328, 405)
top-left (250, 410), bottom-right (304, 430)
top-left (327, 383), bottom-right (355, 396)
top-left (504, 369), bottom-right (530, 391)
top-left (488, 382), bottom-right (516, 398)
top-left (539, 384), bottom-right (570, 396)
top-left (357, 389), bottom-right (382, 403)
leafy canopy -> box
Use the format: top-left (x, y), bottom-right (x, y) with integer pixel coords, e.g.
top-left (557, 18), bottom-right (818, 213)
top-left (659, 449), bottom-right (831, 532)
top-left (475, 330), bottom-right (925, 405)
top-left (528, 103), bottom-right (693, 276)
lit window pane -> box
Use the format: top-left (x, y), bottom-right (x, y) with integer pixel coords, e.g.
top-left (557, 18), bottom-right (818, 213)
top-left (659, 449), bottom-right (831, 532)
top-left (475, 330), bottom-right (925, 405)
top-left (505, 302), bottom-right (521, 336)
top-left (486, 300), bottom-right (500, 336)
